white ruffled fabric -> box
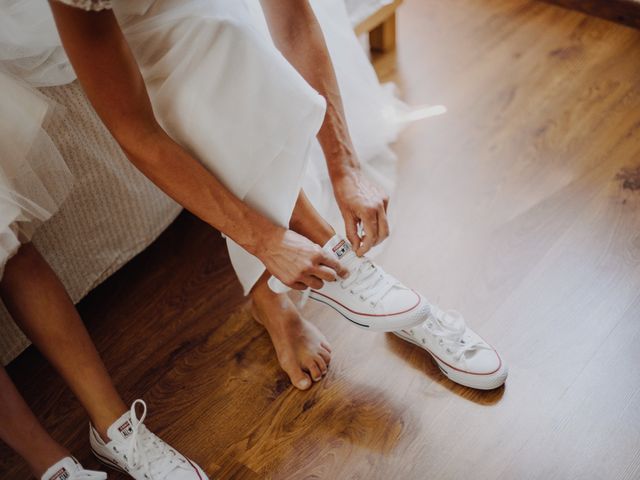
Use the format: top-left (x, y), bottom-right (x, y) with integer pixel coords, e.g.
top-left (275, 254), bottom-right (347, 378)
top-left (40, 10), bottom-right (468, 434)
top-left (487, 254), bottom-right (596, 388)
top-left (0, 72), bottom-right (73, 277)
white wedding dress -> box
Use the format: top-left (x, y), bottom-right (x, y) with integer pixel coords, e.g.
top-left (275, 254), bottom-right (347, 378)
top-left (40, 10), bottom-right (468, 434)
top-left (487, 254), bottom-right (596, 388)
top-left (2, 0), bottom-right (402, 294)
top-left (109, 0), bottom-right (402, 293)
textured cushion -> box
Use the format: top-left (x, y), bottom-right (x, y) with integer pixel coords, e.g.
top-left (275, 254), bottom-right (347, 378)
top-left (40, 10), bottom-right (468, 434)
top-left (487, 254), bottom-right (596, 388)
top-left (0, 81), bottom-right (181, 364)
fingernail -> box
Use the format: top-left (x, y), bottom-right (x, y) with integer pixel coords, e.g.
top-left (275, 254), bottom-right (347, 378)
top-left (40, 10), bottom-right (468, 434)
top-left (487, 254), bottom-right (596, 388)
top-left (299, 379), bottom-right (310, 388)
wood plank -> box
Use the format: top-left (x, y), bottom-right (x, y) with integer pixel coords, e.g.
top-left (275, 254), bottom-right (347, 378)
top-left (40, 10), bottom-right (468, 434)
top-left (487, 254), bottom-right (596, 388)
top-left (541, 0), bottom-right (640, 29)
top-left (2, 0), bottom-right (640, 479)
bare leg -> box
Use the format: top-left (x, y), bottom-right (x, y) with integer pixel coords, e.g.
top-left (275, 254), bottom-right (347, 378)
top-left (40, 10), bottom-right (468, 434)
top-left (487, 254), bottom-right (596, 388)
top-left (250, 191), bottom-right (337, 390)
top-left (289, 190), bottom-right (335, 246)
top-left (0, 244), bottom-right (127, 439)
top-left (0, 367), bottom-right (69, 478)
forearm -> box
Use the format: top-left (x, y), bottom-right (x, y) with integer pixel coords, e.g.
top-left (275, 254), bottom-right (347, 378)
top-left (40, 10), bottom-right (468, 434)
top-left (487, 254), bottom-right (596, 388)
top-left (122, 130), bottom-right (278, 256)
top-left (49, 2), bottom-right (279, 256)
top-left (261, 0), bottom-right (360, 181)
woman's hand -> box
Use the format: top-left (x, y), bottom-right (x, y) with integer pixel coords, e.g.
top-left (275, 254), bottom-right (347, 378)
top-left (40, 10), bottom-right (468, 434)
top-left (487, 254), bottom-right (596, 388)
top-left (332, 168), bottom-right (390, 256)
top-left (257, 227), bottom-right (349, 290)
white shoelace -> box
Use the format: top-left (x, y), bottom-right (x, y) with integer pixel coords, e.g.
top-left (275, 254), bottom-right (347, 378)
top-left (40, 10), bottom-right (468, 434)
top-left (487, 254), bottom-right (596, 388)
top-left (297, 254), bottom-right (397, 308)
top-left (120, 400), bottom-right (189, 479)
top-left (420, 307), bottom-right (490, 361)
top-left (338, 255), bottom-right (397, 306)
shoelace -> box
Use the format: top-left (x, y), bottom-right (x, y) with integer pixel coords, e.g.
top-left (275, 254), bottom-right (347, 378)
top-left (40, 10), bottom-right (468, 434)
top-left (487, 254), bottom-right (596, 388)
top-left (123, 400), bottom-right (189, 479)
top-left (296, 255), bottom-right (397, 308)
top-left (337, 253), bottom-right (397, 307)
top-left (420, 307), bottom-right (490, 361)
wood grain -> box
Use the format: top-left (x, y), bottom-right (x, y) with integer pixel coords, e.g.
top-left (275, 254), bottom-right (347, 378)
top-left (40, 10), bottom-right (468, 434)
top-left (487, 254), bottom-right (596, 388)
top-left (541, 0), bottom-right (640, 29)
top-left (2, 0), bottom-right (640, 478)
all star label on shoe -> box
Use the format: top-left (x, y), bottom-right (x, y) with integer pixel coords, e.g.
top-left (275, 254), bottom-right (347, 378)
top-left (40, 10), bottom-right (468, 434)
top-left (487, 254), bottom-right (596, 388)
top-left (50, 468), bottom-right (70, 480)
top-left (332, 239), bottom-right (350, 259)
top-left (117, 419), bottom-right (133, 438)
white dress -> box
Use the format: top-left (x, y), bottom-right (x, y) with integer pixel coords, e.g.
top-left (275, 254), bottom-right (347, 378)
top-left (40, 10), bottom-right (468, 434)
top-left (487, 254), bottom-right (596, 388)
top-left (0, 71), bottom-right (73, 277)
top-left (38, 0), bottom-right (402, 294)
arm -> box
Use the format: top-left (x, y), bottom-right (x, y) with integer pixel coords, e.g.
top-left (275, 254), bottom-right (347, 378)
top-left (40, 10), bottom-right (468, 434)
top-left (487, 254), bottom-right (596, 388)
top-left (260, 0), bottom-right (390, 255)
top-left (48, 2), bottom-right (347, 289)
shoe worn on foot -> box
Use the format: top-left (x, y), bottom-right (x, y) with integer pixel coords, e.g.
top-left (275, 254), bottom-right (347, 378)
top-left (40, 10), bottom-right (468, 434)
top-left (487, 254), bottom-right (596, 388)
top-left (309, 235), bottom-right (429, 332)
top-left (393, 307), bottom-right (508, 390)
top-left (89, 400), bottom-right (208, 480)
top-left (41, 456), bottom-right (106, 480)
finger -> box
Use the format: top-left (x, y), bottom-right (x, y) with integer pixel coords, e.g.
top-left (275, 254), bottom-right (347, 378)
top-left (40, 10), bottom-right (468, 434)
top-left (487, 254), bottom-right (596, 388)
top-left (290, 281), bottom-right (308, 291)
top-left (321, 341), bottom-right (332, 354)
top-left (303, 275), bottom-right (324, 290)
top-left (358, 212), bottom-right (378, 255)
top-left (344, 213), bottom-right (361, 253)
top-left (376, 206), bottom-right (390, 244)
top-left (313, 265), bottom-right (338, 282)
top-left (319, 251), bottom-right (350, 279)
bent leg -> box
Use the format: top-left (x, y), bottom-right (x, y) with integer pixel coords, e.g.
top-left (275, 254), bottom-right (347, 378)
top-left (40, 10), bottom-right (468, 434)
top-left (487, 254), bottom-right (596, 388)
top-left (0, 244), bottom-right (127, 439)
top-left (0, 367), bottom-right (68, 478)
top-left (250, 190), bottom-right (337, 390)
top-left (289, 190), bottom-right (335, 246)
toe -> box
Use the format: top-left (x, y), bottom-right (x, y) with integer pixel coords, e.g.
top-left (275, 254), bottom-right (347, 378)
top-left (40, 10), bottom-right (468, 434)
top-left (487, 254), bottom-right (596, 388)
top-left (282, 361), bottom-right (312, 390)
top-left (321, 341), bottom-right (332, 353)
top-left (315, 356), bottom-right (328, 375)
top-left (306, 361), bottom-right (323, 382)
top-left (318, 348), bottom-right (331, 365)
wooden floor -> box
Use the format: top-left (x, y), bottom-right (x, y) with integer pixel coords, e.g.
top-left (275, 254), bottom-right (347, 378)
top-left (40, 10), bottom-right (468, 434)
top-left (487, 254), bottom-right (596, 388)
top-left (3, 0), bottom-right (640, 478)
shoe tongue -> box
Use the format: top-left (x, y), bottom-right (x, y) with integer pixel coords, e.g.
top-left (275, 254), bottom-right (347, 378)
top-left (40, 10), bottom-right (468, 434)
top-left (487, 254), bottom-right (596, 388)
top-left (41, 457), bottom-right (80, 480)
top-left (323, 235), bottom-right (354, 262)
top-left (107, 410), bottom-right (135, 442)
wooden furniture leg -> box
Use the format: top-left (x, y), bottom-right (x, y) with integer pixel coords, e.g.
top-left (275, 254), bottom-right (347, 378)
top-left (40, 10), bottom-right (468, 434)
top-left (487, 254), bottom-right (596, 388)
top-left (369, 11), bottom-right (397, 53)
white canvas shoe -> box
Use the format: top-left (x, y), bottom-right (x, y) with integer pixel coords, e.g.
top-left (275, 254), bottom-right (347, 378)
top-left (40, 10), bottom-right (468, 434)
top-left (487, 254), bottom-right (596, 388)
top-left (90, 400), bottom-right (208, 480)
top-left (41, 456), bottom-right (106, 480)
top-left (273, 235), bottom-right (430, 332)
top-left (393, 307), bottom-right (508, 390)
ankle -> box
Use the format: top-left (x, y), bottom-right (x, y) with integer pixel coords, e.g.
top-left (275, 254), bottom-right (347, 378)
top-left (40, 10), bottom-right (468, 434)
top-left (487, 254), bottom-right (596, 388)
top-left (289, 218), bottom-right (335, 247)
top-left (91, 406), bottom-right (128, 442)
top-left (29, 447), bottom-right (69, 479)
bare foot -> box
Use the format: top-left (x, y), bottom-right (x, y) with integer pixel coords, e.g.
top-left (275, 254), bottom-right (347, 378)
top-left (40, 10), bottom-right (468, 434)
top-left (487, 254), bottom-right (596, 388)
top-left (251, 283), bottom-right (332, 391)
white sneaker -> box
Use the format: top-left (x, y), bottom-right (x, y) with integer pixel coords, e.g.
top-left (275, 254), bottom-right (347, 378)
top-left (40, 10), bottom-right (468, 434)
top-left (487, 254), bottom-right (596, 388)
top-left (393, 307), bottom-right (508, 390)
top-left (41, 456), bottom-right (106, 480)
top-left (89, 400), bottom-right (208, 480)
top-left (308, 235), bottom-right (430, 332)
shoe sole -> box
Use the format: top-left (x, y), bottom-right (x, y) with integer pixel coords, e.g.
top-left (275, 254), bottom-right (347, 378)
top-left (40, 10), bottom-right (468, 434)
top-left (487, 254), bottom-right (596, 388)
top-left (91, 448), bottom-right (129, 475)
top-left (392, 331), bottom-right (508, 390)
top-left (309, 291), bottom-right (426, 332)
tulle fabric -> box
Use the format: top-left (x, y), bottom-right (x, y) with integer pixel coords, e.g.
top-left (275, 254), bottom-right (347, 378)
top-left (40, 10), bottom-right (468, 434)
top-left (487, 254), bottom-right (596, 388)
top-left (0, 71), bottom-right (73, 276)
top-left (0, 0), bottom-right (75, 87)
